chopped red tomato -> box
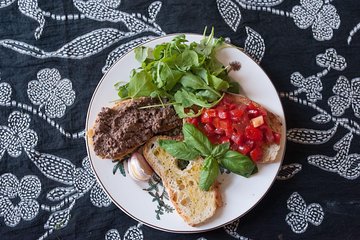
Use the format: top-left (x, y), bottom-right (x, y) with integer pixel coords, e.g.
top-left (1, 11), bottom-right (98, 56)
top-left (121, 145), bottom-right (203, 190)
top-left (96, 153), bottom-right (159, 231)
top-left (185, 95), bottom-right (281, 162)
top-left (250, 147), bottom-right (263, 161)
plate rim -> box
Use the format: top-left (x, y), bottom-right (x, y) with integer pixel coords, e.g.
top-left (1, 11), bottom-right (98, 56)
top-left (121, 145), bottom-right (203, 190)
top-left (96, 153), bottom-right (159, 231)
top-left (85, 33), bottom-right (287, 234)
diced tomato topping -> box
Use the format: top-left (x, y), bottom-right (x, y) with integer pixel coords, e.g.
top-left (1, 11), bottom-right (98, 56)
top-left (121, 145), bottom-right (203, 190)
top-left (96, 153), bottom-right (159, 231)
top-left (238, 144), bottom-right (252, 155)
top-left (205, 109), bottom-right (217, 117)
top-left (187, 117), bottom-right (199, 126)
top-left (245, 125), bottom-right (263, 141)
top-left (219, 136), bottom-right (230, 144)
top-left (214, 128), bottom-right (224, 135)
top-left (248, 109), bottom-right (260, 118)
top-left (192, 94), bottom-right (280, 160)
top-left (212, 117), bottom-right (220, 128)
top-left (250, 147), bottom-right (263, 161)
top-left (201, 113), bottom-right (212, 124)
top-left (262, 126), bottom-right (275, 143)
top-left (230, 106), bottom-right (246, 120)
top-left (218, 109), bottom-right (230, 119)
top-left (204, 123), bottom-right (215, 134)
top-left (231, 133), bottom-right (244, 145)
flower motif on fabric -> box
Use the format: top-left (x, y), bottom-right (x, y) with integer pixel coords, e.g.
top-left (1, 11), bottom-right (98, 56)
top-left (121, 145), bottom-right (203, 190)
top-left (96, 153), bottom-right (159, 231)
top-left (105, 223), bottom-right (144, 240)
top-left (27, 68), bottom-right (75, 118)
top-left (328, 76), bottom-right (360, 118)
top-left (292, 0), bottom-right (340, 41)
top-left (0, 173), bottom-right (41, 227)
top-left (290, 72), bottom-right (322, 102)
top-left (285, 192), bottom-right (324, 234)
top-left (316, 48), bottom-right (346, 71)
top-left (0, 111), bottom-right (38, 159)
top-left (0, 82), bottom-right (12, 105)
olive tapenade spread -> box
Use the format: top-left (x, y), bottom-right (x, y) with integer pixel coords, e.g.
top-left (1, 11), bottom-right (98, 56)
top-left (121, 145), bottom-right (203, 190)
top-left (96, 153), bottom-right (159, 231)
top-left (92, 97), bottom-right (182, 159)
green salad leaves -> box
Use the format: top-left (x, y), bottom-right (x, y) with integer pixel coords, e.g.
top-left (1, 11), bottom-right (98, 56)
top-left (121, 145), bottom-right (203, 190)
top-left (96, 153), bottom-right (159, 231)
top-left (159, 123), bottom-right (256, 191)
top-left (116, 28), bottom-right (233, 118)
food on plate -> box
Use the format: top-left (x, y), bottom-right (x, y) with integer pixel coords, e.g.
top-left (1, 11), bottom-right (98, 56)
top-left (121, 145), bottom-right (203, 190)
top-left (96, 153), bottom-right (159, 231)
top-left (186, 93), bottom-right (282, 163)
top-left (88, 29), bottom-right (284, 226)
top-left (127, 152), bottom-right (153, 181)
top-left (88, 97), bottom-right (182, 160)
top-left (159, 123), bottom-right (256, 191)
top-left (115, 28), bottom-right (237, 118)
top-left (143, 136), bottom-right (222, 226)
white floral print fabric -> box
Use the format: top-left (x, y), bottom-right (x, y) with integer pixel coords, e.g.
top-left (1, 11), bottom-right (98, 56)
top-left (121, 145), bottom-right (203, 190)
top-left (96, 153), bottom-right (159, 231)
top-left (27, 68), bottom-right (75, 118)
top-left (290, 72), bottom-right (322, 102)
top-left (286, 192), bottom-right (324, 233)
top-left (328, 76), bottom-right (360, 118)
top-left (292, 0), bottom-right (340, 41)
top-left (0, 173), bottom-right (41, 227)
top-left (0, 111), bottom-right (37, 159)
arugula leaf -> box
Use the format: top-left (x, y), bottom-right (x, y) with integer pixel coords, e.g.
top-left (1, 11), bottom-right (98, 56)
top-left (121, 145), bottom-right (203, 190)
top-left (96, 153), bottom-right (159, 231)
top-left (195, 90), bottom-right (219, 102)
top-left (192, 67), bottom-right (209, 85)
top-left (153, 44), bottom-right (167, 60)
top-left (179, 73), bottom-right (207, 90)
top-left (173, 104), bottom-right (203, 118)
top-left (160, 64), bottom-right (183, 90)
top-left (175, 89), bottom-right (218, 108)
top-left (199, 155), bottom-right (219, 191)
top-left (219, 150), bottom-right (256, 177)
top-left (127, 70), bottom-right (157, 98)
top-left (159, 139), bottom-right (200, 161)
top-left (134, 46), bottom-right (149, 63)
top-left (117, 83), bottom-right (129, 98)
top-left (175, 50), bottom-right (199, 70)
top-left (174, 90), bottom-right (193, 108)
top-left (209, 74), bottom-right (230, 91)
top-left (211, 142), bottom-right (230, 158)
top-left (183, 123), bottom-right (213, 156)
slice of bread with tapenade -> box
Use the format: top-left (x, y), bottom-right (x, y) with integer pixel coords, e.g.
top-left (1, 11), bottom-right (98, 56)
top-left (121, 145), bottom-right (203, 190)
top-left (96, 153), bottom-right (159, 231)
top-left (88, 97), bottom-right (182, 161)
top-left (143, 135), bottom-right (222, 226)
top-left (225, 93), bottom-right (283, 164)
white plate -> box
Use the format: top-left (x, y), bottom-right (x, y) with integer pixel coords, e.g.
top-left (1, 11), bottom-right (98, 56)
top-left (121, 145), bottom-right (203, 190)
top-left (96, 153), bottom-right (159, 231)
top-left (85, 34), bottom-right (286, 233)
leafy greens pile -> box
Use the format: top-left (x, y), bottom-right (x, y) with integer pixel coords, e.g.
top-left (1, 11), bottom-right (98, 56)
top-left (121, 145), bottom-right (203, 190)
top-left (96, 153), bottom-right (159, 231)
top-left (159, 123), bottom-right (256, 191)
top-left (116, 29), bottom-right (235, 118)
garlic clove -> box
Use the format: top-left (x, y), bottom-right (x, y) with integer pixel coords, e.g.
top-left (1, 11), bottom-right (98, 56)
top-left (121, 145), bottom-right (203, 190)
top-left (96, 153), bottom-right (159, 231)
top-left (127, 152), bottom-right (153, 181)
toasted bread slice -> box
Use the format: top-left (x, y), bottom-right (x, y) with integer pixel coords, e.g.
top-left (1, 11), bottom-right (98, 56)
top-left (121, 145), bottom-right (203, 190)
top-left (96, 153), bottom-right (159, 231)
top-left (143, 136), bottom-right (222, 226)
top-left (226, 93), bottom-right (283, 163)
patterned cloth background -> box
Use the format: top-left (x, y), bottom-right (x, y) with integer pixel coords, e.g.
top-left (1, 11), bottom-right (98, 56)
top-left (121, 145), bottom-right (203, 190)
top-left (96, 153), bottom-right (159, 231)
top-left (0, 0), bottom-right (359, 239)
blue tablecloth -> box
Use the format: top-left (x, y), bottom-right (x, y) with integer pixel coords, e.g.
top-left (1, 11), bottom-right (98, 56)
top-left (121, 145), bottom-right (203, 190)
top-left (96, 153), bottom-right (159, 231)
top-left (0, 0), bottom-right (359, 239)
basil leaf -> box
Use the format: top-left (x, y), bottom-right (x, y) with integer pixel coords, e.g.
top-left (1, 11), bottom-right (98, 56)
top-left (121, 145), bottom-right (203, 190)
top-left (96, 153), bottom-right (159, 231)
top-left (183, 123), bottom-right (213, 156)
top-left (211, 142), bottom-right (230, 158)
top-left (220, 150), bottom-right (256, 177)
top-left (158, 140), bottom-right (200, 161)
top-left (199, 155), bottom-right (219, 191)
top-left (127, 70), bottom-right (157, 98)
top-left (134, 46), bottom-right (149, 63)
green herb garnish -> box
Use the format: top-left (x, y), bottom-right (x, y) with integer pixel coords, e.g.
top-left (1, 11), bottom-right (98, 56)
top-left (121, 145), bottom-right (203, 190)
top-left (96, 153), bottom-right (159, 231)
top-left (115, 27), bottom-right (233, 118)
top-left (159, 123), bottom-right (256, 191)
